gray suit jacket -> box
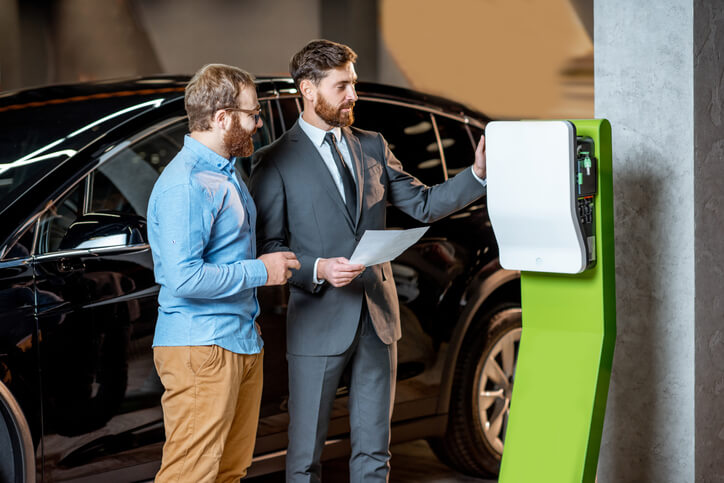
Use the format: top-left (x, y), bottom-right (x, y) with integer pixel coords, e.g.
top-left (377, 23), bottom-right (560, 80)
top-left (250, 121), bottom-right (485, 356)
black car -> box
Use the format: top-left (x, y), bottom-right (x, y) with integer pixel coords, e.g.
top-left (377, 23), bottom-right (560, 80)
top-left (0, 76), bottom-right (521, 482)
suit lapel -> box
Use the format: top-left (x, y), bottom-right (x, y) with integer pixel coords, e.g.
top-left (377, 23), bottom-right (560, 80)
top-left (287, 122), bottom-right (355, 230)
top-left (342, 127), bottom-right (364, 228)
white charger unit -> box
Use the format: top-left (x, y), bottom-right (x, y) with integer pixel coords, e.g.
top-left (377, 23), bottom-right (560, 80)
top-left (486, 120), bottom-right (589, 274)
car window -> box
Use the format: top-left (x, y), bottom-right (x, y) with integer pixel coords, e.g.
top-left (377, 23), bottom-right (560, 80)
top-left (435, 116), bottom-right (478, 177)
top-left (2, 223), bottom-right (36, 260)
top-left (0, 90), bottom-right (184, 211)
top-left (91, 121), bottom-right (187, 218)
top-left (353, 100), bottom-right (444, 186)
top-left (277, 97), bottom-right (301, 131)
top-left (126, 121), bottom-right (188, 176)
top-left (36, 181), bottom-right (85, 254)
top-left (34, 121), bottom-right (188, 255)
top-left (34, 111), bottom-right (277, 255)
top-left (262, 99), bottom-right (283, 141)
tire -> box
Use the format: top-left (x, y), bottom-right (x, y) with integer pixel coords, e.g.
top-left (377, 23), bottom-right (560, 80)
top-left (0, 383), bottom-right (35, 483)
top-left (430, 304), bottom-right (522, 478)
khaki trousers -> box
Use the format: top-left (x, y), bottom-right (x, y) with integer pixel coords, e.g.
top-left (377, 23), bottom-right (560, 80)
top-left (153, 345), bottom-right (263, 483)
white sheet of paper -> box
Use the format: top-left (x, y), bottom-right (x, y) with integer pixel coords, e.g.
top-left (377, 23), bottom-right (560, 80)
top-left (349, 227), bottom-right (429, 266)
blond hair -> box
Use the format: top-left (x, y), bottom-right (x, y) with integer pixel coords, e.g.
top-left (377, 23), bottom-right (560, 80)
top-left (185, 64), bottom-right (255, 132)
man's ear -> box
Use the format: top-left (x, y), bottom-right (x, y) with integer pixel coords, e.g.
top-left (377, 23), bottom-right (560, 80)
top-left (212, 109), bottom-right (228, 130)
top-left (299, 79), bottom-right (316, 102)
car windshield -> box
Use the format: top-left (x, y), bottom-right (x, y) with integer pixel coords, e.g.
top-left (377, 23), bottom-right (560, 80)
top-left (0, 86), bottom-right (184, 208)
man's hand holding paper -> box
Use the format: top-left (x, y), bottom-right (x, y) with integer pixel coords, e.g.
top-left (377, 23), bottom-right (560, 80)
top-left (317, 257), bottom-right (365, 287)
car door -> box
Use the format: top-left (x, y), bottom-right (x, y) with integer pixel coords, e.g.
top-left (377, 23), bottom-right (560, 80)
top-left (0, 225), bottom-right (43, 449)
top-left (32, 135), bottom-right (173, 481)
top-left (432, 114), bottom-right (498, 298)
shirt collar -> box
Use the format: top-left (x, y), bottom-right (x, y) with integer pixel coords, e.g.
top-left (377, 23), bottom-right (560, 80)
top-left (298, 113), bottom-right (342, 147)
top-left (183, 134), bottom-right (236, 173)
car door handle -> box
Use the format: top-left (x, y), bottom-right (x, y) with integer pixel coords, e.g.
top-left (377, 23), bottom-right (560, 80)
top-left (56, 257), bottom-right (85, 273)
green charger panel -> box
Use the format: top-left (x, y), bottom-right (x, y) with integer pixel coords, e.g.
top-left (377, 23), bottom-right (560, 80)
top-left (497, 119), bottom-right (615, 483)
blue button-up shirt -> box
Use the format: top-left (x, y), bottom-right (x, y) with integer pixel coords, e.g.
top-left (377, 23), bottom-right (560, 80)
top-left (147, 135), bottom-right (267, 354)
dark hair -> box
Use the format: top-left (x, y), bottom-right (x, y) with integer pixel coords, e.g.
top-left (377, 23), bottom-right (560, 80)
top-left (290, 39), bottom-right (357, 89)
top-left (185, 64), bottom-right (255, 132)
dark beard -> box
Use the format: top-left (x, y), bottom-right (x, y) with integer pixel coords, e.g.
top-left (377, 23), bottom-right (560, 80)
top-left (314, 94), bottom-right (354, 127)
top-left (224, 113), bottom-right (254, 158)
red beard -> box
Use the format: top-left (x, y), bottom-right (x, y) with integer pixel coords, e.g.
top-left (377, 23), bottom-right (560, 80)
top-left (224, 113), bottom-right (254, 158)
top-left (315, 93), bottom-right (354, 128)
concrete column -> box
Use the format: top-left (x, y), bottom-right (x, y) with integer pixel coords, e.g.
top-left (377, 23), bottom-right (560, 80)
top-left (693, 2), bottom-right (724, 481)
top-left (595, 1), bottom-right (724, 481)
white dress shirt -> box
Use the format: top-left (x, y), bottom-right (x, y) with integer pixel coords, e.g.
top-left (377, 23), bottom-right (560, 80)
top-left (298, 114), bottom-right (357, 204)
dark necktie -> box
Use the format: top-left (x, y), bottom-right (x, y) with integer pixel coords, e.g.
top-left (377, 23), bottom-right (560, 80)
top-left (324, 132), bottom-right (357, 218)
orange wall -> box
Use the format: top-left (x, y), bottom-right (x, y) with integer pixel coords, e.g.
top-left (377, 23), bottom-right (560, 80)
top-left (380, 0), bottom-right (593, 119)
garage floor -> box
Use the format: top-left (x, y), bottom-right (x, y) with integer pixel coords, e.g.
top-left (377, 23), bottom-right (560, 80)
top-left (248, 439), bottom-right (497, 482)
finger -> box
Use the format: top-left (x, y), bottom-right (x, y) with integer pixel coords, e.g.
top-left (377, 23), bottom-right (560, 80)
top-left (283, 252), bottom-right (298, 259)
top-left (337, 264), bottom-right (364, 273)
top-left (286, 270), bottom-right (292, 279)
top-left (288, 260), bottom-right (302, 270)
top-left (343, 268), bottom-right (362, 277)
top-left (332, 275), bottom-right (351, 285)
top-left (338, 263), bottom-right (364, 271)
top-left (338, 259), bottom-right (364, 270)
top-left (476, 134), bottom-right (485, 153)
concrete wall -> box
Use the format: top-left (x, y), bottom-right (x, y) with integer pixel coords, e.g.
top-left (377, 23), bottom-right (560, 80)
top-left (596, 0), bottom-right (724, 481)
top-left (379, 0), bottom-right (593, 119)
top-left (134, 0), bottom-right (320, 77)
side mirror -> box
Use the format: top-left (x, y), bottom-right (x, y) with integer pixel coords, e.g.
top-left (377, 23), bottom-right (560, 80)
top-left (59, 212), bottom-right (147, 250)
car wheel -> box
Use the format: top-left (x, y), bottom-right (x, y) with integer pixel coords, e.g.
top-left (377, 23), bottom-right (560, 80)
top-left (430, 304), bottom-right (522, 478)
top-left (0, 383), bottom-right (35, 483)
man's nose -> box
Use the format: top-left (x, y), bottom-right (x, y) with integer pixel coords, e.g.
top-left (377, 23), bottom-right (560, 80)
top-left (346, 85), bottom-right (358, 102)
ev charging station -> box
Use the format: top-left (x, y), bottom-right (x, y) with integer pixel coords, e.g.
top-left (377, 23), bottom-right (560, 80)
top-left (486, 120), bottom-right (615, 482)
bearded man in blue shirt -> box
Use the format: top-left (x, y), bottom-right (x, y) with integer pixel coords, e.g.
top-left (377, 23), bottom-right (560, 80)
top-left (147, 64), bottom-right (300, 483)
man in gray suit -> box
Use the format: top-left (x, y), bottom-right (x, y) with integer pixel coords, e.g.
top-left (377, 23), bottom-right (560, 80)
top-left (250, 39), bottom-right (487, 482)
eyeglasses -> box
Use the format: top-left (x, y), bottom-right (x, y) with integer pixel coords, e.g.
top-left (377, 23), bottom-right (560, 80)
top-left (221, 106), bottom-right (262, 123)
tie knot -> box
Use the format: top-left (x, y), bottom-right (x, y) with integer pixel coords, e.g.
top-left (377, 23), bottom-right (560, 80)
top-left (324, 132), bottom-right (337, 146)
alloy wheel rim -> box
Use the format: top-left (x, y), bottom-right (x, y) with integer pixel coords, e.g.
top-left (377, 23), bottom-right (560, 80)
top-left (475, 325), bottom-right (522, 455)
